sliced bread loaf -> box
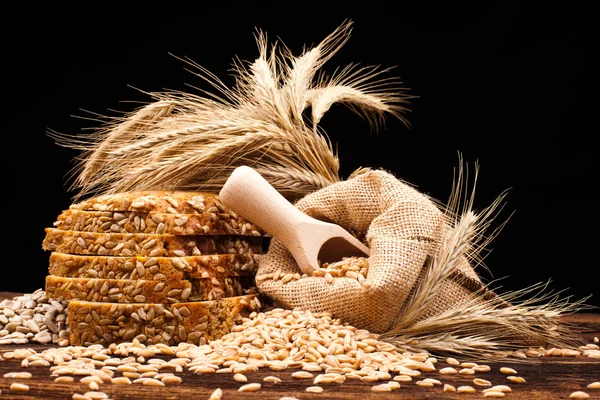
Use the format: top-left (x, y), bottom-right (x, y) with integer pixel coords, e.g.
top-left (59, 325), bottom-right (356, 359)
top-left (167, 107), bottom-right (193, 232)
top-left (53, 209), bottom-right (264, 236)
top-left (42, 228), bottom-right (264, 257)
top-left (67, 294), bottom-right (262, 346)
top-left (48, 252), bottom-right (258, 280)
top-left (69, 191), bottom-right (224, 214)
top-left (45, 275), bottom-right (256, 303)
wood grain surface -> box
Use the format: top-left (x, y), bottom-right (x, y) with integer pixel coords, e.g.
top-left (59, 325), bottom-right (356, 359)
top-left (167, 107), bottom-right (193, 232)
top-left (1, 291), bottom-right (599, 399)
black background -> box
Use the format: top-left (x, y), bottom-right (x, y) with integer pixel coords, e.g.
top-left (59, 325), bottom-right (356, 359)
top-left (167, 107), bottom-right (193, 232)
top-left (2, 4), bottom-right (597, 308)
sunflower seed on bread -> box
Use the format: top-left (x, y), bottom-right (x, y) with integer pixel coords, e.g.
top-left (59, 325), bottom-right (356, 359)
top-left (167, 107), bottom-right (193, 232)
top-left (45, 275), bottom-right (255, 303)
top-left (48, 252), bottom-right (258, 280)
top-left (67, 294), bottom-right (262, 346)
top-left (53, 209), bottom-right (264, 236)
top-left (42, 228), bottom-right (264, 257)
top-left (69, 191), bottom-right (225, 214)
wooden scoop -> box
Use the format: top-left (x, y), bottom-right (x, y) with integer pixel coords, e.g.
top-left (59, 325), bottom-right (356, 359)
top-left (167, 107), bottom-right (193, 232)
top-left (219, 166), bottom-right (370, 275)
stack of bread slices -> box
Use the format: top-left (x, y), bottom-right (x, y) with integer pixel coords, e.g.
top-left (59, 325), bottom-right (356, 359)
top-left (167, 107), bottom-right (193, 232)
top-left (41, 190), bottom-right (266, 347)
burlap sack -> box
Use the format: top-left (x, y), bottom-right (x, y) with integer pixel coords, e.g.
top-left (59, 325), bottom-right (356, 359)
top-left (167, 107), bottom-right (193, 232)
top-left (255, 168), bottom-right (497, 334)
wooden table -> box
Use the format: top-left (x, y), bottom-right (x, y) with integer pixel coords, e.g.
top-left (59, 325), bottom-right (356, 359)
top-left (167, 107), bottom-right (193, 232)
top-left (1, 291), bottom-right (599, 399)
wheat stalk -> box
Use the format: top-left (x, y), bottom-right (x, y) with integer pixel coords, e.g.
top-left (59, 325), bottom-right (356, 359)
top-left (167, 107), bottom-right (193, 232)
top-left (392, 210), bottom-right (479, 329)
top-left (381, 280), bottom-right (591, 359)
top-left (48, 19), bottom-right (413, 201)
top-left (377, 156), bottom-right (592, 359)
top-left (391, 157), bottom-right (508, 329)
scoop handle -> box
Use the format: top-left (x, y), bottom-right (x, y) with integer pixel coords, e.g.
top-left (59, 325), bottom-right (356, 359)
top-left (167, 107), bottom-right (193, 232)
top-left (219, 165), bottom-right (310, 255)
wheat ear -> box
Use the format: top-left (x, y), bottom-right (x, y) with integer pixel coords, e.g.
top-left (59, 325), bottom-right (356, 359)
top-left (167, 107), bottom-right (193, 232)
top-left (48, 19), bottom-right (413, 201)
top-left (391, 157), bottom-right (508, 329)
top-left (380, 281), bottom-right (592, 359)
top-left (379, 156), bottom-right (591, 359)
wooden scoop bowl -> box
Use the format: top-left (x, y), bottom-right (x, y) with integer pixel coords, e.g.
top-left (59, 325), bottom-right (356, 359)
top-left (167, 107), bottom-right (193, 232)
top-left (219, 166), bottom-right (370, 275)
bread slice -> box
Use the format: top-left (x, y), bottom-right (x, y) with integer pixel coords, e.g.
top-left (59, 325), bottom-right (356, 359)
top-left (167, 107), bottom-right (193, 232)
top-left (42, 228), bottom-right (264, 257)
top-left (48, 253), bottom-right (258, 280)
top-left (69, 191), bottom-right (225, 214)
top-left (46, 275), bottom-right (256, 303)
top-left (67, 295), bottom-right (262, 346)
top-left (53, 209), bottom-right (264, 236)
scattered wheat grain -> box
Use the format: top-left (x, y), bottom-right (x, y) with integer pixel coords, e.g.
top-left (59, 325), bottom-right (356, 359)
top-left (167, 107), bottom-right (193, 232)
top-left (80, 376), bottom-right (103, 385)
top-left (474, 378), bottom-right (492, 387)
top-left (507, 376), bottom-right (526, 383)
top-left (55, 376), bottom-right (75, 383)
top-left (440, 367), bottom-right (458, 374)
top-left (111, 377), bottom-right (132, 385)
top-left (499, 367), bottom-right (517, 375)
top-left (443, 384), bottom-right (456, 392)
top-left (446, 357), bottom-right (460, 366)
top-left (513, 350), bottom-right (528, 359)
top-left (263, 376), bottom-right (282, 383)
top-left (161, 375), bottom-right (182, 385)
top-left (4, 371), bottom-right (33, 379)
top-left (457, 385), bottom-right (476, 393)
top-left (484, 391), bottom-right (506, 398)
top-left (387, 381), bottom-right (401, 390)
top-left (9, 383), bottom-right (30, 392)
top-left (306, 386), bottom-right (324, 393)
top-left (233, 373), bottom-right (247, 382)
top-left (587, 382), bottom-right (600, 389)
top-left (371, 383), bottom-right (392, 392)
top-left (569, 391), bottom-right (590, 399)
top-left (238, 383), bottom-right (261, 392)
top-left (485, 385), bottom-right (512, 393)
top-left (84, 392), bottom-right (109, 400)
top-left (420, 361), bottom-right (436, 372)
top-left (142, 378), bottom-right (165, 386)
top-left (209, 388), bottom-right (223, 400)
top-left (416, 380), bottom-right (434, 387)
top-left (292, 371), bottom-right (314, 379)
top-left (302, 364), bottom-right (322, 372)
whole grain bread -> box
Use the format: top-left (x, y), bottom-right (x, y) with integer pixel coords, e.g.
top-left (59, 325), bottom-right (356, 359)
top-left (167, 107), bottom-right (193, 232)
top-left (69, 191), bottom-right (225, 214)
top-left (48, 253), bottom-right (258, 280)
top-left (45, 275), bottom-right (256, 303)
top-left (42, 228), bottom-right (264, 257)
top-left (67, 294), bottom-right (262, 346)
top-left (53, 209), bottom-right (264, 236)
